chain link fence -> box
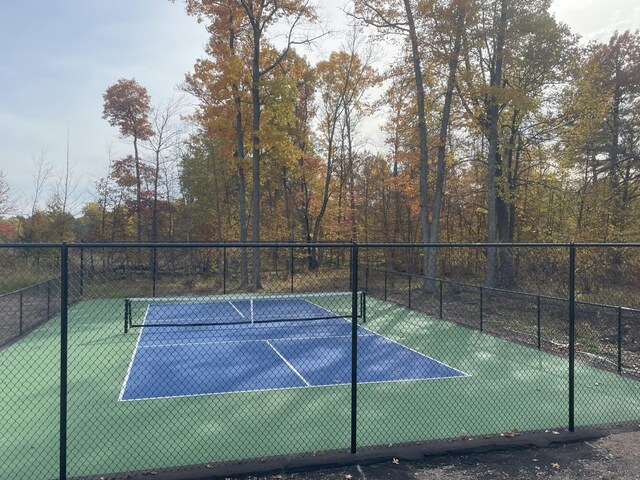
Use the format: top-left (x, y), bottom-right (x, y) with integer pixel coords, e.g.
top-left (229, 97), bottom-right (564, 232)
top-left (1, 242), bottom-right (639, 479)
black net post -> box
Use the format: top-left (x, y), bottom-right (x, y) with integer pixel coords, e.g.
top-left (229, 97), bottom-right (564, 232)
top-left (60, 243), bottom-right (69, 480)
top-left (384, 271), bottom-right (388, 301)
top-left (568, 243), bottom-right (576, 432)
top-left (362, 291), bottom-right (367, 323)
top-left (124, 299), bottom-right (129, 334)
top-left (365, 266), bottom-right (369, 293)
top-left (408, 275), bottom-right (412, 308)
top-left (152, 247), bottom-right (157, 298)
top-left (223, 247), bottom-right (227, 294)
top-left (617, 306), bottom-right (623, 374)
top-left (290, 247), bottom-right (294, 294)
top-left (350, 243), bottom-right (359, 454)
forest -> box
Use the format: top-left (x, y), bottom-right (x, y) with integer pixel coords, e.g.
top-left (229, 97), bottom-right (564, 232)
top-left (1, 0), bottom-right (639, 289)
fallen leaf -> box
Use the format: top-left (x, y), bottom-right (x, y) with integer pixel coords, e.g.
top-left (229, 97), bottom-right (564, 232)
top-left (392, 458), bottom-right (400, 465)
top-left (551, 463), bottom-right (560, 469)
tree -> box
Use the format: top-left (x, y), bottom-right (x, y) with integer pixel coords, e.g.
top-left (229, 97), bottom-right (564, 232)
top-left (238, 0), bottom-right (318, 288)
top-left (30, 150), bottom-right (52, 216)
top-left (102, 78), bottom-right (154, 242)
top-left (424, 0), bottom-right (468, 287)
top-left (181, 0), bottom-right (252, 285)
top-left (0, 170), bottom-right (13, 217)
top-left (144, 97), bottom-right (186, 243)
top-left (178, 0), bottom-right (319, 288)
top-left (353, 0), bottom-right (432, 285)
top-left (456, 0), bottom-right (575, 286)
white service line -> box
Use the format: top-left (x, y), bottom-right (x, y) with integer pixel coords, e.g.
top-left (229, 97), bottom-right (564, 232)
top-left (265, 340), bottom-right (310, 386)
top-left (228, 301), bottom-right (245, 318)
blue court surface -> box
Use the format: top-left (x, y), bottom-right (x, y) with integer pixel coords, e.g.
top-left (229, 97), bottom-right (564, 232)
top-left (120, 297), bottom-right (468, 401)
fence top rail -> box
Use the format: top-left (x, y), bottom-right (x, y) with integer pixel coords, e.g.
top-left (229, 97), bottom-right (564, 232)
top-left (2, 241), bottom-right (640, 249)
top-left (0, 278), bottom-right (53, 300)
top-left (366, 267), bottom-right (640, 315)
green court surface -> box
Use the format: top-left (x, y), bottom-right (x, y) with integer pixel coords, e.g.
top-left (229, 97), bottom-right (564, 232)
top-left (1, 296), bottom-right (639, 479)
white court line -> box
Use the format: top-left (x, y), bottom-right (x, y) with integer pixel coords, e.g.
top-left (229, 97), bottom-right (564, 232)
top-left (118, 375), bottom-right (469, 402)
top-left (265, 340), bottom-right (310, 386)
top-left (228, 301), bottom-right (245, 318)
top-left (137, 332), bottom-right (376, 349)
top-left (356, 321), bottom-right (469, 377)
top-left (305, 298), bottom-right (469, 377)
top-left (119, 304), bottom-right (149, 401)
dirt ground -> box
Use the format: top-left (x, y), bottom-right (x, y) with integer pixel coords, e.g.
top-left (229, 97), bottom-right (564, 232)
top-left (244, 429), bottom-right (640, 480)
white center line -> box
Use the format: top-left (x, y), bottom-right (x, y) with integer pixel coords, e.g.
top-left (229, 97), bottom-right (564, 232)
top-left (265, 340), bottom-right (310, 386)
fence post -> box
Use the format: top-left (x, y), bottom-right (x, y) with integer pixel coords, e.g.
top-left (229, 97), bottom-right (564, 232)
top-left (19, 291), bottom-right (23, 335)
top-left (479, 287), bottom-right (484, 332)
top-left (151, 247), bottom-right (157, 298)
top-left (536, 295), bottom-right (541, 350)
top-left (60, 243), bottom-right (69, 480)
top-left (223, 247), bottom-right (227, 295)
top-left (384, 271), bottom-right (388, 301)
top-left (365, 266), bottom-right (369, 294)
top-left (617, 307), bottom-right (622, 374)
top-left (439, 280), bottom-right (443, 319)
top-left (350, 243), bottom-right (359, 454)
top-left (290, 247), bottom-right (294, 294)
top-left (568, 243), bottom-right (576, 432)
top-left (408, 275), bottom-right (412, 308)
top-left (124, 299), bottom-right (129, 334)
top-left (79, 244), bottom-right (84, 297)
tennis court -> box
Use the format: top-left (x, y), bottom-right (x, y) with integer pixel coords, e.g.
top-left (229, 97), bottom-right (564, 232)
top-left (2, 291), bottom-right (640, 479)
top-left (120, 294), bottom-right (467, 400)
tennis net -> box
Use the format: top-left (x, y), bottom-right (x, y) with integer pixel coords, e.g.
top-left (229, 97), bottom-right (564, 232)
top-left (125, 291), bottom-right (366, 330)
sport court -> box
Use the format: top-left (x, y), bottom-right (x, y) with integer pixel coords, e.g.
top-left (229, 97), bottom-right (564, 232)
top-left (120, 294), bottom-right (467, 400)
top-left (2, 293), bottom-right (640, 479)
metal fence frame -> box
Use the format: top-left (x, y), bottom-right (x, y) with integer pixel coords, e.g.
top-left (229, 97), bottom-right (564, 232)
top-left (2, 241), bottom-right (640, 480)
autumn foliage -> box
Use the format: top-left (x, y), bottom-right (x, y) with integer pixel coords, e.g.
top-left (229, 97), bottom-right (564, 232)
top-left (5, 2), bottom-right (640, 287)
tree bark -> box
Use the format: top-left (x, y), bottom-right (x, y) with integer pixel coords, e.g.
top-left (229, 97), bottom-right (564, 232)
top-left (230, 21), bottom-right (249, 287)
top-left (403, 0), bottom-right (430, 287)
top-left (250, 24), bottom-right (262, 290)
top-left (425, 0), bottom-right (465, 290)
top-left (485, 0), bottom-right (508, 289)
top-left (133, 134), bottom-right (142, 242)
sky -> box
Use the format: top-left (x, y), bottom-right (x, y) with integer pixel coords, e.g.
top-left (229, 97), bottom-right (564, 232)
top-left (0, 0), bottom-right (638, 215)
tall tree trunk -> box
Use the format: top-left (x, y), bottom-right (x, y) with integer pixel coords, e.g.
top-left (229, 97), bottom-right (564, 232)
top-left (250, 27), bottom-right (262, 289)
top-left (403, 0), bottom-right (430, 285)
top-left (133, 134), bottom-right (142, 242)
top-left (610, 57), bottom-right (622, 230)
top-left (311, 131), bottom-right (336, 270)
top-left (485, 0), bottom-right (508, 289)
top-left (152, 150), bottom-right (160, 243)
top-left (346, 111), bottom-right (357, 241)
top-left (425, 0), bottom-right (465, 289)
top-left (230, 22), bottom-right (249, 287)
